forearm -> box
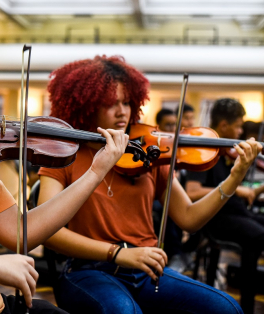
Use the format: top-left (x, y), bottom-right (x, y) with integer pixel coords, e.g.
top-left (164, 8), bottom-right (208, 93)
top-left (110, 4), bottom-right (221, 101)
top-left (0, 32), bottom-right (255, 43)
top-left (185, 181), bottom-right (214, 201)
top-left (44, 228), bottom-right (111, 261)
top-left (182, 172), bottom-right (242, 232)
top-left (253, 184), bottom-right (264, 198)
top-left (169, 172), bottom-right (244, 233)
top-left (44, 228), bottom-right (168, 282)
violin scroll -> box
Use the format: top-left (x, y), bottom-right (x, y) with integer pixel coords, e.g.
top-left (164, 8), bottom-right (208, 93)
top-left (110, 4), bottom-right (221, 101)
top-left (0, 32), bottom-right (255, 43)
top-left (146, 145), bottom-right (160, 161)
top-left (143, 145), bottom-right (161, 167)
top-left (127, 140), bottom-right (160, 168)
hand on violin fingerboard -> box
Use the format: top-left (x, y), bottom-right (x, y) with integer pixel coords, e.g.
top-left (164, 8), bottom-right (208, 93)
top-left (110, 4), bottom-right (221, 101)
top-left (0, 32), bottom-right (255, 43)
top-left (230, 139), bottom-right (262, 182)
top-left (90, 128), bottom-right (129, 179)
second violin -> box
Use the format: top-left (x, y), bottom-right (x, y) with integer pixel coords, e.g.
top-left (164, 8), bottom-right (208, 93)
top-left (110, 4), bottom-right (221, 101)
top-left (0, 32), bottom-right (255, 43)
top-left (114, 123), bottom-right (264, 175)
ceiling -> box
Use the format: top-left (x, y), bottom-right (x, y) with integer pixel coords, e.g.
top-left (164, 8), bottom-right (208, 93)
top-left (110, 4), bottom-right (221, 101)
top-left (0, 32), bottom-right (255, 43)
top-left (0, 0), bottom-right (264, 31)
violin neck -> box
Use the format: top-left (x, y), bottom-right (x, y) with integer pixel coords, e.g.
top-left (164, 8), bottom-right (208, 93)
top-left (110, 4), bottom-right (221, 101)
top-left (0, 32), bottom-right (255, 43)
top-left (179, 135), bottom-right (264, 151)
top-left (27, 123), bottom-right (107, 143)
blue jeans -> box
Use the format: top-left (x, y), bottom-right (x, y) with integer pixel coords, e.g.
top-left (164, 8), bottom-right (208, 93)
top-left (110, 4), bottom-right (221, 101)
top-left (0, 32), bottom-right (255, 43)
top-left (56, 259), bottom-right (243, 314)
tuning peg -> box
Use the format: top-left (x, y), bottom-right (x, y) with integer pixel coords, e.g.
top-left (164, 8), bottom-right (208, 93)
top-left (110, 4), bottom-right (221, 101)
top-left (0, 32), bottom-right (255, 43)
top-left (146, 145), bottom-right (160, 161)
top-left (143, 159), bottom-right (151, 168)
top-left (132, 153), bottom-right (141, 162)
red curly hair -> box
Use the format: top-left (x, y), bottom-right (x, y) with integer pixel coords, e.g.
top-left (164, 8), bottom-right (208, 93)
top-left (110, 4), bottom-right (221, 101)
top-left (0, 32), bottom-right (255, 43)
top-left (48, 55), bottom-right (150, 131)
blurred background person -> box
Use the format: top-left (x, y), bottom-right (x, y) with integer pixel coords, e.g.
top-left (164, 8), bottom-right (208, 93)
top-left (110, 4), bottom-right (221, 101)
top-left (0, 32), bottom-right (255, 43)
top-left (185, 98), bottom-right (264, 314)
top-left (155, 108), bottom-right (177, 132)
top-left (154, 107), bottom-right (184, 271)
top-left (175, 103), bottom-right (195, 128)
top-left (154, 104), bottom-right (196, 273)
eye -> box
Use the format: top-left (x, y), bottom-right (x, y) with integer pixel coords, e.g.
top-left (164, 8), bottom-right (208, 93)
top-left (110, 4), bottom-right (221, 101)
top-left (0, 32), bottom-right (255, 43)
top-left (123, 101), bottom-right (130, 106)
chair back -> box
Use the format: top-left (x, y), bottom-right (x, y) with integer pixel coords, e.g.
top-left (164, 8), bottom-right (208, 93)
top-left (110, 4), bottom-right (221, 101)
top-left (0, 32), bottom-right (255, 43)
top-left (203, 226), bottom-right (242, 254)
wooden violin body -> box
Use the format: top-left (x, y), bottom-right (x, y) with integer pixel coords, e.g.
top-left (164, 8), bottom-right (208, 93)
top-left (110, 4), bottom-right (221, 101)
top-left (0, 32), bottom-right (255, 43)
top-left (115, 123), bottom-right (264, 176)
top-left (0, 117), bottom-right (79, 168)
top-left (115, 124), bottom-right (221, 175)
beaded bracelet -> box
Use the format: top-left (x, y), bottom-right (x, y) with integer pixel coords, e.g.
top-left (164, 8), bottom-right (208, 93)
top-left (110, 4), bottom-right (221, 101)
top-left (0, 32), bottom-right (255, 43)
top-left (218, 181), bottom-right (235, 200)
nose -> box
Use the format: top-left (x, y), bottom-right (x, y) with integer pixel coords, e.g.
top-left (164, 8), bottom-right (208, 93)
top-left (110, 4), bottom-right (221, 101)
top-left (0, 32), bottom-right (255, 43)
top-left (115, 102), bottom-right (126, 115)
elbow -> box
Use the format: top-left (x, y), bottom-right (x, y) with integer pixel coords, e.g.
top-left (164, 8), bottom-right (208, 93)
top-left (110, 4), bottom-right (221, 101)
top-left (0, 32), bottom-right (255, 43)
top-left (184, 225), bottom-right (201, 234)
top-left (186, 193), bottom-right (198, 202)
top-left (177, 215), bottom-right (203, 234)
top-left (185, 189), bottom-right (202, 202)
top-left (185, 182), bottom-right (203, 202)
top-left (180, 221), bottom-right (200, 234)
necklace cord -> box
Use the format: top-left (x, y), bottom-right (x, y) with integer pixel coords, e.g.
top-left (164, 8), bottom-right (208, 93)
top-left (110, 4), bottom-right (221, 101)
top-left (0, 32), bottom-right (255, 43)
top-left (89, 149), bottom-right (115, 197)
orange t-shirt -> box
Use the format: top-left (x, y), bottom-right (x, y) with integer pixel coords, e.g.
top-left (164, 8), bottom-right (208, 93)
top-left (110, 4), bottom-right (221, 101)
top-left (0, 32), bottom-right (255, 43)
top-left (39, 145), bottom-right (171, 247)
top-left (0, 180), bottom-right (16, 213)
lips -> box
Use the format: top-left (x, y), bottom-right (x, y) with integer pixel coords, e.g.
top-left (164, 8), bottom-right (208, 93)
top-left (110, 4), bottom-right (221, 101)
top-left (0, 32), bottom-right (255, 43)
top-left (115, 121), bottom-right (127, 127)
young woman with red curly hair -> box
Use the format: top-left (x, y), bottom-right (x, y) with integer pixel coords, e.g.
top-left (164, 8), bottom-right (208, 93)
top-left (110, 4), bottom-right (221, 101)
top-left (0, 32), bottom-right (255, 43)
top-left (38, 55), bottom-right (260, 314)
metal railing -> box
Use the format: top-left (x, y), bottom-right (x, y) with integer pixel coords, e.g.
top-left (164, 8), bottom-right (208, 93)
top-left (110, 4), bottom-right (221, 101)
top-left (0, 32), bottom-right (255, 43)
top-left (0, 35), bottom-right (263, 46)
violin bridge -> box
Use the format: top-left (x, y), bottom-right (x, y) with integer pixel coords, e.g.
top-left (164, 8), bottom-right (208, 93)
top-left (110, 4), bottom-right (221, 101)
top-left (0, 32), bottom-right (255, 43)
top-left (1, 115), bottom-right (6, 136)
top-left (157, 133), bottom-right (161, 147)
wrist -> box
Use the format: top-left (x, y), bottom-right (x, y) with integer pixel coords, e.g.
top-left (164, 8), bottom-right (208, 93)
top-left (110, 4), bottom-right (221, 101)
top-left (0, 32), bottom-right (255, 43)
top-left (113, 243), bottom-right (127, 265)
top-left (85, 167), bottom-right (105, 184)
top-left (218, 181), bottom-right (235, 200)
top-left (219, 175), bottom-right (239, 199)
top-left (230, 162), bottom-right (249, 183)
top-left (229, 170), bottom-right (245, 187)
top-left (111, 247), bottom-right (123, 264)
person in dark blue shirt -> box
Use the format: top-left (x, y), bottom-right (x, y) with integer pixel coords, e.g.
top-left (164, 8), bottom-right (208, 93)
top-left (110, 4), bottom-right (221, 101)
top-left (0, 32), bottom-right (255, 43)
top-left (186, 98), bottom-right (264, 314)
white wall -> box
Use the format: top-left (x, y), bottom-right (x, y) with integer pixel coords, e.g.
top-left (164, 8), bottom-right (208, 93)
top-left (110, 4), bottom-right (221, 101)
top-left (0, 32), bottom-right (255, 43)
top-left (0, 44), bottom-right (263, 75)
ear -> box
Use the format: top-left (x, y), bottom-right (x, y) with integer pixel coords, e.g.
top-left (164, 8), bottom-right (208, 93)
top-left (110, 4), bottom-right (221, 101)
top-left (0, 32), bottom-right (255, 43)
top-left (218, 119), bottom-right (229, 133)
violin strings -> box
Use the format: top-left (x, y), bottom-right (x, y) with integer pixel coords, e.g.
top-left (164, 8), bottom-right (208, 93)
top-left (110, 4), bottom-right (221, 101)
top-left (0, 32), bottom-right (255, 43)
top-left (27, 122), bottom-right (134, 144)
top-left (178, 136), bottom-right (239, 148)
top-left (3, 118), bottom-right (100, 139)
top-left (27, 122), bottom-right (105, 141)
top-left (0, 116), bottom-right (101, 139)
top-left (3, 117), bottom-right (116, 142)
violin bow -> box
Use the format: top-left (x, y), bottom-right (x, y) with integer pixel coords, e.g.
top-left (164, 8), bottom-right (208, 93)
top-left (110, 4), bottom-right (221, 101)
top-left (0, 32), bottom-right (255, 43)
top-left (153, 73), bottom-right (189, 292)
top-left (15, 44), bottom-right (32, 314)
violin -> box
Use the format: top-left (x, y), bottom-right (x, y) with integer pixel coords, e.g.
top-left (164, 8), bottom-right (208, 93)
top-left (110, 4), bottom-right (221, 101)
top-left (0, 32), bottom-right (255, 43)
top-left (114, 123), bottom-right (264, 175)
top-left (0, 116), bottom-right (160, 170)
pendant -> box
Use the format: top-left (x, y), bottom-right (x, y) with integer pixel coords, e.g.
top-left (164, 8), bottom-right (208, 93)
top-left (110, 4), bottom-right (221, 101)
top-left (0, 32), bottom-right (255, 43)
top-left (107, 187), bottom-right (114, 197)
